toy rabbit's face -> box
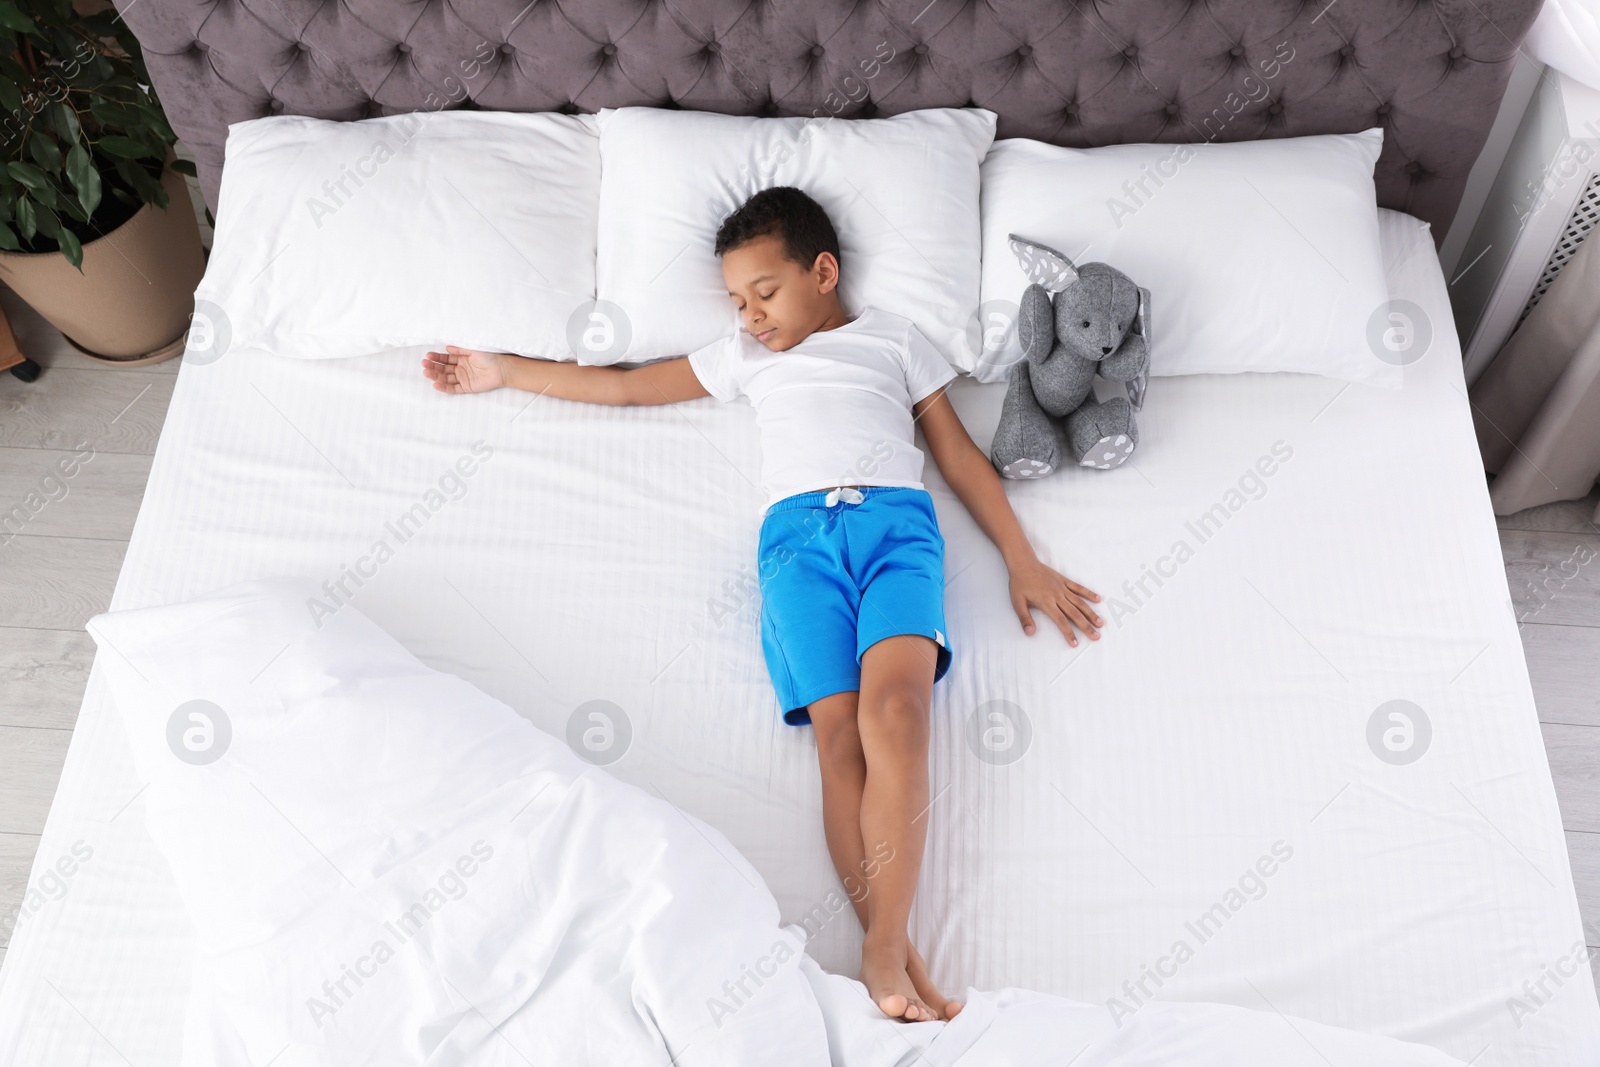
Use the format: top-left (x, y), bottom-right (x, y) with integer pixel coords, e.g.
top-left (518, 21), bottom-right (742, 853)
top-left (1053, 264), bottom-right (1140, 363)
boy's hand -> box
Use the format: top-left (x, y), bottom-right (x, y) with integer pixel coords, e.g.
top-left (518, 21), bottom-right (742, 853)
top-left (1007, 555), bottom-right (1103, 647)
top-left (423, 346), bottom-right (509, 394)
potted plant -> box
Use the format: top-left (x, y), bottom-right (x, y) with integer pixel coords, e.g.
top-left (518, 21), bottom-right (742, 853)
top-left (0, 0), bottom-right (204, 372)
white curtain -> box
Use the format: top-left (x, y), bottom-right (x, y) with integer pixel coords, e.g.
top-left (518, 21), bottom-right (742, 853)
top-left (1527, 0), bottom-right (1600, 90)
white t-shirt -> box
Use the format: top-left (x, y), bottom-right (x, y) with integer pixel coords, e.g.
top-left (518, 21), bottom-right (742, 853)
top-left (687, 308), bottom-right (958, 506)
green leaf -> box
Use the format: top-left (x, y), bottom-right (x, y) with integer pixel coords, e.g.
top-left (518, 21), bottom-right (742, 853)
top-left (27, 180), bottom-right (58, 210)
top-left (170, 158), bottom-right (195, 177)
top-left (62, 59), bottom-right (104, 90)
top-left (62, 54), bottom-right (115, 89)
top-left (6, 161), bottom-right (46, 192)
top-left (49, 103), bottom-right (80, 143)
top-left (64, 143), bottom-right (89, 182)
top-left (28, 131), bottom-right (59, 171)
top-left (114, 157), bottom-right (165, 208)
top-left (0, 76), bottom-right (20, 115)
top-left (0, 221), bottom-right (19, 252)
top-left (32, 202), bottom-right (59, 238)
top-left (56, 227), bottom-right (81, 271)
top-left (94, 134), bottom-right (147, 159)
top-left (134, 101), bottom-right (174, 138)
top-left (15, 195), bottom-right (34, 240)
top-left (88, 100), bottom-right (142, 128)
top-left (65, 144), bottom-right (99, 217)
top-left (48, 28), bottom-right (81, 62)
top-left (0, 4), bottom-right (39, 34)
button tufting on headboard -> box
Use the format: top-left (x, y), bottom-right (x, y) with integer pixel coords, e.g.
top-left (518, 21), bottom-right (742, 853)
top-left (113, 0), bottom-right (1544, 245)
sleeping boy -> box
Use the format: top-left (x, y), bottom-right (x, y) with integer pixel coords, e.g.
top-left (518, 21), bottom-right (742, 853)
top-left (422, 187), bottom-right (1103, 1023)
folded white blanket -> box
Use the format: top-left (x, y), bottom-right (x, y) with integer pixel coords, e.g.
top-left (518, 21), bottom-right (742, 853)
top-left (90, 577), bottom-right (829, 1066)
top-left (86, 579), bottom-right (1464, 1066)
top-left (803, 957), bottom-right (1466, 1066)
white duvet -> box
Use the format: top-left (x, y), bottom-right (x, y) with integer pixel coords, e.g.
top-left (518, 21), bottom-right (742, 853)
top-left (86, 579), bottom-right (1465, 1066)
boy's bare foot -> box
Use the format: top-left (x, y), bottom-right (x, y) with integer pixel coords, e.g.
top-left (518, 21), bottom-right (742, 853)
top-left (860, 941), bottom-right (936, 1022)
top-left (907, 943), bottom-right (962, 1020)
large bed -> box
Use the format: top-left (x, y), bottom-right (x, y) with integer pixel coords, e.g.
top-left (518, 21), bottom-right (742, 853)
top-left (3, 210), bottom-right (1596, 1063)
top-left (3, 1), bottom-right (1597, 1064)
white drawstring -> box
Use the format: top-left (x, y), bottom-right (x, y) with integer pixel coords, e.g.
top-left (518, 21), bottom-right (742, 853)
top-left (824, 487), bottom-right (866, 507)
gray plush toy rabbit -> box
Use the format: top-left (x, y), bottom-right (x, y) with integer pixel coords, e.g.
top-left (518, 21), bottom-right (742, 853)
top-left (990, 235), bottom-right (1150, 477)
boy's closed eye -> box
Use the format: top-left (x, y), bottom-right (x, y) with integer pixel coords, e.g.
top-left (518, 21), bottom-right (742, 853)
top-left (732, 286), bottom-right (779, 305)
top-left (731, 289), bottom-right (777, 310)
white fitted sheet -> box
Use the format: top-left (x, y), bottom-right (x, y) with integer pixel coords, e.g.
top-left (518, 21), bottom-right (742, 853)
top-left (1, 209), bottom-right (1595, 1065)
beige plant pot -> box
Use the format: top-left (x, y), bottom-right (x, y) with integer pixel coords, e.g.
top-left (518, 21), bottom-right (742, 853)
top-left (0, 165), bottom-right (205, 365)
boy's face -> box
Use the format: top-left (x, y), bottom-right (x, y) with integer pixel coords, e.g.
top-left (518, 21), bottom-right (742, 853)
top-left (721, 234), bottom-right (842, 351)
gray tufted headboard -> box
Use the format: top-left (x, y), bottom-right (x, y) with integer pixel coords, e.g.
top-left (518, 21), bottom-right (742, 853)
top-left (116, 0), bottom-right (1544, 245)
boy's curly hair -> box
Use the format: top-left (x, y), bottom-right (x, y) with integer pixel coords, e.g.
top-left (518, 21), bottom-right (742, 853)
top-left (714, 186), bottom-right (841, 272)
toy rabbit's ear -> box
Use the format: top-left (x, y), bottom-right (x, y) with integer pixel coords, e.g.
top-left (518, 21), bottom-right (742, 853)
top-left (1008, 234), bottom-right (1079, 293)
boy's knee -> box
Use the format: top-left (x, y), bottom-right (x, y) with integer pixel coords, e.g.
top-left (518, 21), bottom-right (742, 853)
top-left (861, 688), bottom-right (928, 743)
top-left (815, 728), bottom-right (866, 779)
top-left (811, 703), bottom-right (863, 757)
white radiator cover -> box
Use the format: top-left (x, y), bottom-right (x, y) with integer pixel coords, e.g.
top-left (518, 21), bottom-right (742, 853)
top-left (1516, 169), bottom-right (1600, 328)
top-left (1456, 70), bottom-right (1600, 383)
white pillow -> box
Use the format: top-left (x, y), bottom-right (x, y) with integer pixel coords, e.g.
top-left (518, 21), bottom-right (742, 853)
top-left (977, 129), bottom-right (1397, 386)
top-left (592, 107), bottom-right (997, 368)
top-left (195, 112), bottom-right (600, 361)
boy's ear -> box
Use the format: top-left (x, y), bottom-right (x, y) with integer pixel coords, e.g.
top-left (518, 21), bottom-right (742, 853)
top-left (812, 251), bottom-right (841, 294)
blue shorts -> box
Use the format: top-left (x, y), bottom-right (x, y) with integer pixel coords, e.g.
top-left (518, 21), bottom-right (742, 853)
top-left (757, 487), bottom-right (953, 725)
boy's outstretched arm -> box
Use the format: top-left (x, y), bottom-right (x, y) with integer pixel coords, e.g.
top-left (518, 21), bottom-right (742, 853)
top-left (913, 388), bottom-right (1103, 646)
top-left (423, 346), bottom-right (710, 406)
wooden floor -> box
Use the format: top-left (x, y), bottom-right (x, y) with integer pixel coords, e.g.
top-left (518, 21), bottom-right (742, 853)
top-left (0, 291), bottom-right (1597, 1006)
top-left (0, 289), bottom-right (178, 966)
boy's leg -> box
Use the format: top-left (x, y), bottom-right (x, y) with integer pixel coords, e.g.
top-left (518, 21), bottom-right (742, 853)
top-left (856, 633), bottom-right (947, 1021)
top-left (808, 691), bottom-right (871, 916)
top-left (809, 683), bottom-right (958, 1021)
